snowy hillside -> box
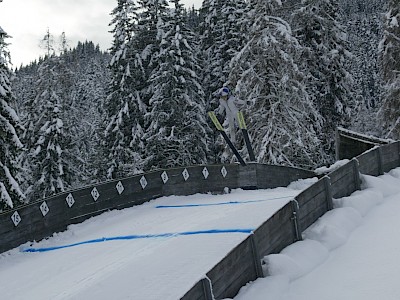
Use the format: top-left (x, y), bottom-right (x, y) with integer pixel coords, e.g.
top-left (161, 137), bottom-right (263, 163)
top-left (232, 167), bottom-right (400, 300)
top-left (0, 183), bottom-right (315, 300)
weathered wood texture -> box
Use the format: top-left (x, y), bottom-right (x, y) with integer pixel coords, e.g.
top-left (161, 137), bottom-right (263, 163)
top-left (357, 148), bottom-right (381, 176)
top-left (296, 178), bottom-right (330, 232)
top-left (380, 142), bottom-right (400, 173)
top-left (254, 201), bottom-right (297, 258)
top-left (336, 127), bottom-right (390, 160)
top-left (256, 164), bottom-right (315, 189)
top-left (2, 140), bottom-right (398, 297)
top-left (206, 235), bottom-right (262, 299)
top-left (329, 159), bottom-right (361, 199)
top-left (180, 278), bottom-right (213, 300)
top-left (0, 164), bottom-right (314, 254)
top-left (181, 142), bottom-right (400, 300)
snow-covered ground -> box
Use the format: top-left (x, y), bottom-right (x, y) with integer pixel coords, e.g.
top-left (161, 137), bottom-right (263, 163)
top-left (2, 167), bottom-right (400, 300)
top-left (231, 167), bottom-right (400, 300)
top-left (0, 179), bottom-right (316, 300)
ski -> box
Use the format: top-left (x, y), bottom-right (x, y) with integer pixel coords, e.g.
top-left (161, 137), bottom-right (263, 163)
top-left (237, 111), bottom-right (256, 162)
top-left (208, 111), bottom-right (246, 166)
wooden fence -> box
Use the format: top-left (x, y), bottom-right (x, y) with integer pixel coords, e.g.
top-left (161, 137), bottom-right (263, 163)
top-left (1, 137), bottom-right (398, 300)
top-left (0, 164), bottom-right (314, 254)
top-left (335, 127), bottom-right (391, 160)
top-left (180, 141), bottom-right (400, 300)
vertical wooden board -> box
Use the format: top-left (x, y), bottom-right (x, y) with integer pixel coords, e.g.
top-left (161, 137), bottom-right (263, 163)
top-left (238, 164), bottom-right (257, 188)
top-left (254, 202), bottom-right (295, 257)
top-left (298, 200), bottom-right (331, 232)
top-left (328, 161), bottom-right (355, 184)
top-left (207, 236), bottom-right (258, 299)
top-left (338, 135), bottom-right (375, 159)
top-left (173, 166), bottom-right (214, 195)
top-left (297, 191), bottom-right (328, 223)
top-left (380, 143), bottom-right (400, 172)
top-left (180, 280), bottom-right (207, 300)
top-left (161, 165), bottom-right (239, 196)
top-left (3, 204), bottom-right (46, 247)
top-left (330, 171), bottom-right (357, 199)
top-left (295, 179), bottom-right (326, 208)
top-left (357, 149), bottom-right (380, 176)
top-left (255, 165), bottom-right (315, 189)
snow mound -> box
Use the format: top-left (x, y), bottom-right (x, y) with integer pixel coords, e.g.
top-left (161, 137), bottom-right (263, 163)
top-left (287, 177), bottom-right (318, 190)
top-left (333, 188), bottom-right (383, 216)
top-left (263, 240), bottom-right (328, 281)
top-left (314, 159), bottom-right (350, 175)
top-left (388, 168), bottom-right (400, 179)
top-left (361, 173), bottom-right (400, 197)
top-left (303, 207), bottom-right (362, 250)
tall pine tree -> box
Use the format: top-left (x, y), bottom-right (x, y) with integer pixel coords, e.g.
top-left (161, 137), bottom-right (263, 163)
top-left (293, 0), bottom-right (354, 157)
top-left (144, 0), bottom-right (209, 169)
top-left (229, 0), bottom-right (326, 168)
top-left (24, 31), bottom-right (72, 199)
top-left (0, 25), bottom-right (25, 209)
top-left (379, 0), bottom-right (400, 139)
top-left (104, 0), bottom-right (145, 178)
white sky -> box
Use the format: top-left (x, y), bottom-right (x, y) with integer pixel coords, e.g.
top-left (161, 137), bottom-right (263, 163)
top-left (0, 0), bottom-right (203, 67)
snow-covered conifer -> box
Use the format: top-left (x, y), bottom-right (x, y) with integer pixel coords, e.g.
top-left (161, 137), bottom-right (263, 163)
top-left (104, 0), bottom-right (147, 178)
top-left (199, 0), bottom-right (247, 104)
top-left (379, 0), bottom-right (400, 139)
top-left (144, 0), bottom-right (209, 169)
top-left (26, 54), bottom-right (72, 199)
top-left (293, 0), bottom-right (354, 156)
top-left (0, 26), bottom-right (25, 209)
top-left (229, 0), bottom-right (326, 168)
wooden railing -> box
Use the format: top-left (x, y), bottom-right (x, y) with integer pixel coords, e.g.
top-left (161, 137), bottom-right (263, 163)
top-left (181, 141), bottom-right (400, 299)
top-left (1, 130), bottom-right (398, 300)
top-left (0, 164), bottom-right (314, 254)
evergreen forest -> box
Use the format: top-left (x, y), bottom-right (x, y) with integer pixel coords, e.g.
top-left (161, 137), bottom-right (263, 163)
top-left (0, 0), bottom-right (399, 209)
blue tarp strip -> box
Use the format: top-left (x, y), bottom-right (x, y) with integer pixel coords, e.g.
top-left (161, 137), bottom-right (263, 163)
top-left (155, 195), bottom-right (295, 208)
top-left (21, 228), bottom-right (254, 253)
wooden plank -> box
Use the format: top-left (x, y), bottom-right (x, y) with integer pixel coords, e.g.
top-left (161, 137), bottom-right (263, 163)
top-left (328, 161), bottom-right (355, 184)
top-left (299, 200), bottom-right (331, 232)
top-left (337, 134), bottom-right (376, 160)
top-left (207, 236), bottom-right (259, 299)
top-left (380, 143), bottom-right (400, 172)
top-left (254, 202), bottom-right (295, 257)
top-left (238, 164), bottom-right (257, 189)
top-left (357, 149), bottom-right (381, 176)
top-left (180, 279), bottom-right (211, 300)
top-left (256, 165), bottom-right (315, 189)
top-left (295, 179), bottom-right (326, 208)
top-left (330, 171), bottom-right (358, 199)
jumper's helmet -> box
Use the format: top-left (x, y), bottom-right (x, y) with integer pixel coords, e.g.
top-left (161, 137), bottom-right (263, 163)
top-left (219, 87), bottom-right (230, 97)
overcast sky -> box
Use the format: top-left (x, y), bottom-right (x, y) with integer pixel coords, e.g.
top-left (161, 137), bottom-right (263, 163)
top-left (0, 0), bottom-right (202, 67)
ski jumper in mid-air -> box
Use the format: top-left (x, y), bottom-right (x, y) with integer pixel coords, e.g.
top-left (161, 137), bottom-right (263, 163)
top-left (215, 87), bottom-right (239, 143)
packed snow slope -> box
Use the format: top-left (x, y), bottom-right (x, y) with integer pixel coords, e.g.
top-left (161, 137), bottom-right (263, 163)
top-left (231, 167), bottom-right (400, 300)
top-left (0, 179), bottom-right (316, 300)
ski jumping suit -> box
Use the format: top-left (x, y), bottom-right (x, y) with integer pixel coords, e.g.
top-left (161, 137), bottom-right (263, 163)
top-left (216, 94), bottom-right (239, 143)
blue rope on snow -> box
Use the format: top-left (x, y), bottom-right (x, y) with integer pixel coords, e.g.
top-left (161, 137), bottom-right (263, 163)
top-left (21, 228), bottom-right (254, 253)
top-left (155, 195), bottom-right (295, 209)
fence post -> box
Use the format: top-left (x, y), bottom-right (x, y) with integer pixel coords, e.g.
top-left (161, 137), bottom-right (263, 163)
top-left (250, 234), bottom-right (264, 278)
top-left (201, 277), bottom-right (214, 300)
top-left (291, 199), bottom-right (302, 242)
top-left (323, 176), bottom-right (333, 210)
top-left (378, 147), bottom-right (384, 175)
top-left (398, 142), bottom-right (400, 167)
top-left (352, 158), bottom-right (361, 191)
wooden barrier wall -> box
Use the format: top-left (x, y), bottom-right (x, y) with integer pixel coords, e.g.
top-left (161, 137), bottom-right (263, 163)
top-left (336, 127), bottom-right (391, 160)
top-left (181, 141), bottom-right (400, 300)
top-left (1, 139), bottom-right (399, 300)
top-left (0, 163), bottom-right (314, 254)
